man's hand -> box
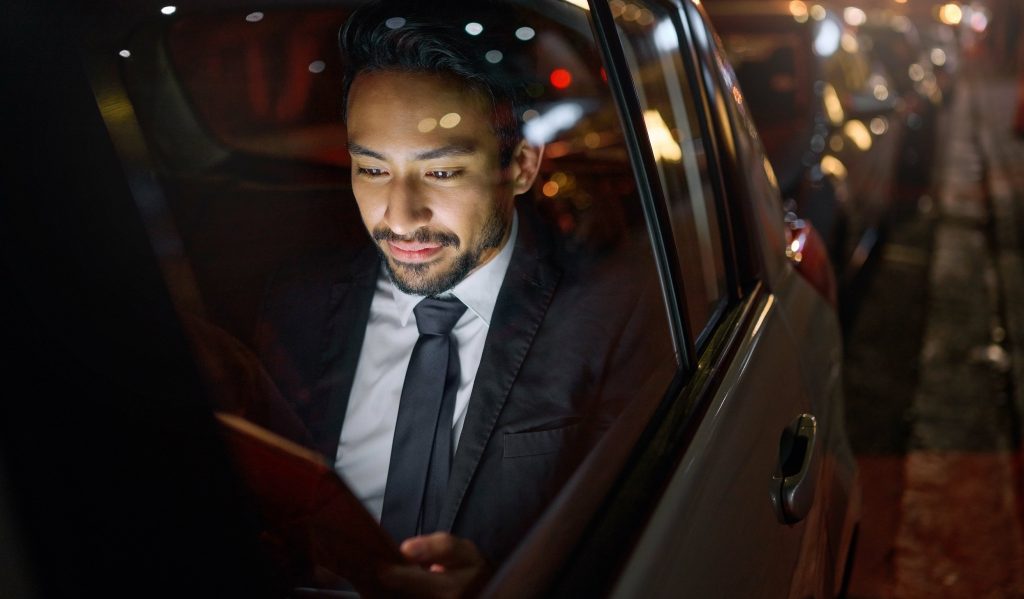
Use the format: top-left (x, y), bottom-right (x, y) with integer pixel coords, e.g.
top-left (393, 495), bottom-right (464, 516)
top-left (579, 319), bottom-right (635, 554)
top-left (378, 532), bottom-right (491, 598)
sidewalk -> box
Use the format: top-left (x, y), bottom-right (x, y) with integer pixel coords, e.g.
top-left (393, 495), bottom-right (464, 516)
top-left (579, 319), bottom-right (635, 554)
top-left (845, 71), bottom-right (1024, 598)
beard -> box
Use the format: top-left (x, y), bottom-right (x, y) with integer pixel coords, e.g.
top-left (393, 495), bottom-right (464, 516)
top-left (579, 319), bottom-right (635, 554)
top-left (372, 208), bottom-right (509, 297)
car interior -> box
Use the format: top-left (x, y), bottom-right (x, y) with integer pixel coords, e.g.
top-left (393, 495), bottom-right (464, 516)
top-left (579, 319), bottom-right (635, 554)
top-left (101, 2), bottom-right (683, 594)
top-left (119, 5), bottom-right (653, 348)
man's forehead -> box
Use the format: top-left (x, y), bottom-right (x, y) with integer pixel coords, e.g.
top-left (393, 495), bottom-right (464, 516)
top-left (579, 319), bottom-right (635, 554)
top-left (346, 71), bottom-right (500, 159)
top-left (347, 139), bottom-right (482, 161)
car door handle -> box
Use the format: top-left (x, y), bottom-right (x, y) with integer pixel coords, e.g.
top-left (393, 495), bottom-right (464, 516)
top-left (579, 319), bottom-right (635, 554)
top-left (774, 414), bottom-right (820, 524)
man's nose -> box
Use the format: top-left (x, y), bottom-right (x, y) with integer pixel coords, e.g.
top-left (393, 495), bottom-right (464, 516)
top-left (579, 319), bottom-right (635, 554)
top-left (385, 176), bottom-right (430, 236)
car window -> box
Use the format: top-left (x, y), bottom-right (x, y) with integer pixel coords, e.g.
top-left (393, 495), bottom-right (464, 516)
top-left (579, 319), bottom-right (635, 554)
top-left (716, 25), bottom-right (815, 180)
top-left (107, 0), bottom-right (680, 591)
top-left (683, 0), bottom-right (789, 288)
top-left (610, 0), bottom-right (729, 344)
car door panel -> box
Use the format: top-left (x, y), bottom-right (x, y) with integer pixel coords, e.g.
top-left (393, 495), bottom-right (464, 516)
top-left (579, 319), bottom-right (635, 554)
top-left (774, 262), bottom-right (858, 595)
top-left (612, 287), bottom-right (825, 598)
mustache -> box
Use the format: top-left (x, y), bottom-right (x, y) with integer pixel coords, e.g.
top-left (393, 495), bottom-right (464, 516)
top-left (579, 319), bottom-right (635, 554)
top-left (372, 227), bottom-right (460, 248)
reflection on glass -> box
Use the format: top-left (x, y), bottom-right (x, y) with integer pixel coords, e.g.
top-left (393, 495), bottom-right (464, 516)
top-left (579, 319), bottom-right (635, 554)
top-left (823, 83), bottom-right (844, 125)
top-left (523, 102), bottom-right (584, 145)
top-left (842, 120), bottom-right (872, 151)
top-left (813, 18), bottom-right (840, 57)
top-left (820, 155), bottom-right (847, 179)
top-left (549, 68), bottom-right (572, 89)
top-left (841, 32), bottom-right (858, 53)
top-left (789, 1), bottom-right (808, 21)
top-left (438, 112), bottom-right (461, 128)
top-left (615, 1), bottom-right (728, 339)
top-left (561, 0), bottom-right (590, 10)
top-left (842, 6), bottom-right (866, 27)
top-left (908, 63), bottom-right (925, 82)
top-left (938, 3), bottom-right (963, 26)
top-left (763, 156), bottom-right (778, 188)
top-left (644, 110), bottom-right (683, 162)
top-left (515, 26), bottom-right (536, 40)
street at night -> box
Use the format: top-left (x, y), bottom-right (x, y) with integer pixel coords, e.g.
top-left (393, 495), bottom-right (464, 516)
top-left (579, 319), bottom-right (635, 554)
top-left (843, 44), bottom-right (1024, 597)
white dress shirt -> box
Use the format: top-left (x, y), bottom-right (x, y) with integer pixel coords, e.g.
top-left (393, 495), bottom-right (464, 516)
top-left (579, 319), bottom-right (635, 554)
top-left (335, 213), bottom-right (518, 520)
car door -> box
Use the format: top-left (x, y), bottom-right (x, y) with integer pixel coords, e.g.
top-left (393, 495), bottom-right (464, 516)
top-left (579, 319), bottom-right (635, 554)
top-left (578, 1), bottom-right (836, 597)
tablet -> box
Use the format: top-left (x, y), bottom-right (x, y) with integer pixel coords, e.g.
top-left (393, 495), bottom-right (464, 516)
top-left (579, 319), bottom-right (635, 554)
top-left (216, 412), bottom-right (407, 593)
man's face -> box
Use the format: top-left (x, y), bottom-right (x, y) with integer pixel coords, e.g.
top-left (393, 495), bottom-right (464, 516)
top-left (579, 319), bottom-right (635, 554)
top-left (346, 70), bottom-right (518, 296)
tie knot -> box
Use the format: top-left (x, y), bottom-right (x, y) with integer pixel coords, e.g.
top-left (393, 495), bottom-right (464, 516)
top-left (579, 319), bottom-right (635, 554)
top-left (414, 297), bottom-right (467, 336)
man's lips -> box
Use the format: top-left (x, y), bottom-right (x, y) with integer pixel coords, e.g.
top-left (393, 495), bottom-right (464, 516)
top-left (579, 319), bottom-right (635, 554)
top-left (386, 240), bottom-right (445, 263)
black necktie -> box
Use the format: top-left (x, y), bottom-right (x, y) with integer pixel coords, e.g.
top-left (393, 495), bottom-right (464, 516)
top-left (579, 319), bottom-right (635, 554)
top-left (379, 296), bottom-right (467, 542)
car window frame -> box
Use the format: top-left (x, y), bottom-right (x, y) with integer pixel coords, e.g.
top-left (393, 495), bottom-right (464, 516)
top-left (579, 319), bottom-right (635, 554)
top-left (586, 0), bottom-right (746, 367)
top-left (583, 1), bottom-right (692, 370)
top-left (617, 0), bottom-right (744, 350)
top-left (681, 0), bottom-right (771, 293)
top-left (511, 0), bottom-right (781, 594)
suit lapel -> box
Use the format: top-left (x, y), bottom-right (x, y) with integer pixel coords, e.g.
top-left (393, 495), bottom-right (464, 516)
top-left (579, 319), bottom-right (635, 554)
top-left (439, 215), bottom-right (561, 530)
top-left (311, 245), bottom-right (378, 459)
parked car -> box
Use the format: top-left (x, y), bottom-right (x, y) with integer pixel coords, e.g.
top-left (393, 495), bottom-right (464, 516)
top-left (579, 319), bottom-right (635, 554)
top-left (2, 0), bottom-right (858, 597)
top-left (858, 14), bottom-right (943, 188)
top-left (705, 0), bottom-right (904, 303)
top-left (916, 18), bottom-right (959, 104)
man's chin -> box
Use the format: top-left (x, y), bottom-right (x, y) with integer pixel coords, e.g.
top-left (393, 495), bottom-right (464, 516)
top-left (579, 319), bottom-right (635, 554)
top-left (383, 251), bottom-right (476, 297)
top-left (385, 258), bottom-right (451, 296)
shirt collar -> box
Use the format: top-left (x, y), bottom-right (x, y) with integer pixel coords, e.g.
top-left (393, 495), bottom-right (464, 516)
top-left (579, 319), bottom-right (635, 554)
top-left (388, 210), bottom-right (518, 327)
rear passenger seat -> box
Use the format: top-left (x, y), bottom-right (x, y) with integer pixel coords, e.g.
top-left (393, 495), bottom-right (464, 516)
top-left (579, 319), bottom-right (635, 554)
top-left (161, 157), bottom-right (363, 344)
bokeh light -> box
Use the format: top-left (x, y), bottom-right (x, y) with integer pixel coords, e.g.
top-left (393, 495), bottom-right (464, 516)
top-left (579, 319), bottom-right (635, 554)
top-left (550, 68), bottom-right (573, 89)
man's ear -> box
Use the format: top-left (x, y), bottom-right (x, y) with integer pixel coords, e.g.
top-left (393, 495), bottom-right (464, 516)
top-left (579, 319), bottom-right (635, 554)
top-left (509, 140), bottom-right (545, 196)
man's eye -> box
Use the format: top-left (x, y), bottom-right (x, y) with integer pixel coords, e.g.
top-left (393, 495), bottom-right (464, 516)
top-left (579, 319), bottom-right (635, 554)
top-left (427, 170), bottom-right (462, 180)
top-left (357, 167), bottom-right (387, 178)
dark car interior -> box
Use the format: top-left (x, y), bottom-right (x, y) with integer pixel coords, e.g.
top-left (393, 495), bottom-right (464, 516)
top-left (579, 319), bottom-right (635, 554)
top-left (1, 2), bottom-right (278, 596)
top-left (1, 2), bottom-right (689, 596)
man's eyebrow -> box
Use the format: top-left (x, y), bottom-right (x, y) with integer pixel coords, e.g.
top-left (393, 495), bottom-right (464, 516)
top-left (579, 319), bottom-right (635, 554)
top-left (414, 143), bottom-right (478, 161)
top-left (347, 142), bottom-right (386, 161)
top-left (347, 142), bottom-right (479, 161)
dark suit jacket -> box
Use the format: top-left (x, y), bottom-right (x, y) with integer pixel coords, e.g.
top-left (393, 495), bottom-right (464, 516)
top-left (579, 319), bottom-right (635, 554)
top-left (254, 203), bottom-right (673, 564)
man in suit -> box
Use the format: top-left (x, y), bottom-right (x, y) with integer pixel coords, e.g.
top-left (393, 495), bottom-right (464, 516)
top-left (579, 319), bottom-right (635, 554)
top-left (255, 2), bottom-right (673, 595)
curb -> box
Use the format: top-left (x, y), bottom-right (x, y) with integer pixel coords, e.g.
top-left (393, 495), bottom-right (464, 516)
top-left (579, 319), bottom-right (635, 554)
top-left (976, 77), bottom-right (1024, 448)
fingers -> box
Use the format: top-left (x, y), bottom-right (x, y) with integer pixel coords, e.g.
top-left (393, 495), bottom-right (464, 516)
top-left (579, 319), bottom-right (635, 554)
top-left (374, 534), bottom-right (490, 598)
top-left (400, 532), bottom-right (483, 568)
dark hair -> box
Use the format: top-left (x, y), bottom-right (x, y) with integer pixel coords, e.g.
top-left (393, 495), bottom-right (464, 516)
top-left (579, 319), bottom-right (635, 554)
top-left (339, 0), bottom-right (525, 166)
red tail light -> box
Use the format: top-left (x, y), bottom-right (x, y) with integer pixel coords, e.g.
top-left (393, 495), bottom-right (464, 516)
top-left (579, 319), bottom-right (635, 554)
top-left (785, 219), bottom-right (837, 308)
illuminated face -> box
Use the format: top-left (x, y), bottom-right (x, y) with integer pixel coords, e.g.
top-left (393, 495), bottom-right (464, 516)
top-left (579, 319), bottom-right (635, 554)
top-left (346, 70), bottom-right (540, 296)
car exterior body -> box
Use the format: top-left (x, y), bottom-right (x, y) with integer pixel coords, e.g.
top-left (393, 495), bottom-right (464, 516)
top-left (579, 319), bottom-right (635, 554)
top-left (1, 1), bottom-right (858, 597)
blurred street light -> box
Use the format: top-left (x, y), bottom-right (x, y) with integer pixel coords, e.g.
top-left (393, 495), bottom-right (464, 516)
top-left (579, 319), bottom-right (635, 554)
top-left (938, 3), bottom-right (963, 26)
